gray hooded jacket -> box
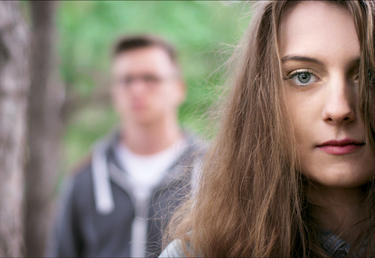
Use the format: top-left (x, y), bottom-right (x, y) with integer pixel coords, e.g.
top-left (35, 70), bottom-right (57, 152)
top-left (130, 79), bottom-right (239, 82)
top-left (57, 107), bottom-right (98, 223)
top-left (48, 131), bottom-right (205, 257)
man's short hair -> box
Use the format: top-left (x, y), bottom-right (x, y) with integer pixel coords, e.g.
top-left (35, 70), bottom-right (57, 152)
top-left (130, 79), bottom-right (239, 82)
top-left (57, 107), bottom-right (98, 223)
top-left (112, 34), bottom-right (179, 66)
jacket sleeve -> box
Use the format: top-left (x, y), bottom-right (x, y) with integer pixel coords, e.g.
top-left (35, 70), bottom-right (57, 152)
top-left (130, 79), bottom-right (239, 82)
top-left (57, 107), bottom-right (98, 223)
top-left (46, 178), bottom-right (83, 257)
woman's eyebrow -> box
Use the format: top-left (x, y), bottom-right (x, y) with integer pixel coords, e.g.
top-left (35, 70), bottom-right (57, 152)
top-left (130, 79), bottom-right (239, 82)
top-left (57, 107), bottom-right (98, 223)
top-left (281, 55), bottom-right (324, 66)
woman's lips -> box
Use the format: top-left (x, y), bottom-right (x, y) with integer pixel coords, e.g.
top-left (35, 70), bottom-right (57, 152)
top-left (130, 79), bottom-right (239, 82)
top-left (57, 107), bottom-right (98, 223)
top-left (316, 139), bottom-right (365, 155)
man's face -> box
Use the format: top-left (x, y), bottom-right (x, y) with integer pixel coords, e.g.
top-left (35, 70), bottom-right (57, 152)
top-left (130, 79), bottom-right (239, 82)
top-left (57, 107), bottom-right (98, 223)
top-left (111, 46), bottom-right (184, 126)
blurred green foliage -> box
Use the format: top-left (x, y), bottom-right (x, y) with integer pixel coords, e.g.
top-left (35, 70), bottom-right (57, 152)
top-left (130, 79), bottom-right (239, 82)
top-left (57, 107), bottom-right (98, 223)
top-left (58, 1), bottom-right (250, 171)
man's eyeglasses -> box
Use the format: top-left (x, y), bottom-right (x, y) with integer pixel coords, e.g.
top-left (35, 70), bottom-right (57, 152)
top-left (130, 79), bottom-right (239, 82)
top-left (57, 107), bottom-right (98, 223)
top-left (114, 73), bottom-right (175, 88)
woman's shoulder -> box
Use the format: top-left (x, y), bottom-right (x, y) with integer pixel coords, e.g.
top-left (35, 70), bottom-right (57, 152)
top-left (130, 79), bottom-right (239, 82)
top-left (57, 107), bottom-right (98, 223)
top-left (159, 239), bottom-right (187, 257)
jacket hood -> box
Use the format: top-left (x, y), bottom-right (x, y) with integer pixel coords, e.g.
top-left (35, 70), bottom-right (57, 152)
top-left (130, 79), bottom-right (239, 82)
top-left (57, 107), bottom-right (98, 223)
top-left (91, 129), bottom-right (205, 215)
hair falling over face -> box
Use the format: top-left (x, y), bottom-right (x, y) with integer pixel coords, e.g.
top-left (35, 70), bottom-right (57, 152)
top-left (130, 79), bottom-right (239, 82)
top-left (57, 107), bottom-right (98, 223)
top-left (164, 1), bottom-right (375, 257)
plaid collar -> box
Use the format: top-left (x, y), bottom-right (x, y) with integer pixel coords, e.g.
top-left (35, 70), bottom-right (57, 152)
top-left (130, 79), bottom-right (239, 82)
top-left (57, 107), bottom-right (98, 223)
top-left (319, 231), bottom-right (350, 258)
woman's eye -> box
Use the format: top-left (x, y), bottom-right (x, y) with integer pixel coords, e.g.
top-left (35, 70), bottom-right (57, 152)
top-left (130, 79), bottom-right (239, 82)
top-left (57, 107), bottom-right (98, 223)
top-left (288, 71), bottom-right (317, 86)
top-left (352, 73), bottom-right (359, 85)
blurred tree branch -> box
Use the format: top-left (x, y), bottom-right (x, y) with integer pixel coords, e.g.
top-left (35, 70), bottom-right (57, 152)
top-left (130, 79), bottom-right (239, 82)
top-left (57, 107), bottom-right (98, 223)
top-left (0, 1), bottom-right (28, 256)
top-left (24, 1), bottom-right (63, 256)
top-left (24, 1), bottom-right (112, 255)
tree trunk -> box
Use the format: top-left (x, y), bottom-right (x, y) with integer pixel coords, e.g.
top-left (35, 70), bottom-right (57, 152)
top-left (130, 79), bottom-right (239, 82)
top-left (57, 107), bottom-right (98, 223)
top-left (0, 1), bottom-right (28, 256)
top-left (24, 1), bottom-right (64, 256)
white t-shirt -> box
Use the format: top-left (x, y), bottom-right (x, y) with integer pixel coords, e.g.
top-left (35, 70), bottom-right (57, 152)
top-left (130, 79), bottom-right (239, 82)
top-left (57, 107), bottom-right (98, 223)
top-left (115, 138), bottom-right (187, 200)
top-left (115, 138), bottom-right (187, 257)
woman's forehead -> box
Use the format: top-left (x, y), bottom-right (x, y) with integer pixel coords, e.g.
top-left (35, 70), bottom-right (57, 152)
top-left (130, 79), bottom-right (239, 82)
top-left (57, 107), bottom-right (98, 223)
top-left (278, 1), bottom-right (359, 65)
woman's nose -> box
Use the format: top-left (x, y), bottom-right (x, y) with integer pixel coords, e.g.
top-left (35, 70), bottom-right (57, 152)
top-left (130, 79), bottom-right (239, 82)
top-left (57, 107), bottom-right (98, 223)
top-left (322, 77), bottom-right (355, 126)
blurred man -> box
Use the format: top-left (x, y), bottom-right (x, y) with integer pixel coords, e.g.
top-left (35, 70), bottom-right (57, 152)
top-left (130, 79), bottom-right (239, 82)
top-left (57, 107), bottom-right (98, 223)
top-left (49, 35), bottom-right (205, 257)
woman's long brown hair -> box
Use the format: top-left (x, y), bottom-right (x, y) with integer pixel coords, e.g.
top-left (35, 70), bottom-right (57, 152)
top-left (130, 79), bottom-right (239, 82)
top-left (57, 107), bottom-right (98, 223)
top-left (165, 1), bottom-right (375, 257)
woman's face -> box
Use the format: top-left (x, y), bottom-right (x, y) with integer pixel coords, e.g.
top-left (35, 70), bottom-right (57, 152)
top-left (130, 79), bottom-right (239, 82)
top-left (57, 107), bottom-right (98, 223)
top-left (280, 1), bottom-right (375, 187)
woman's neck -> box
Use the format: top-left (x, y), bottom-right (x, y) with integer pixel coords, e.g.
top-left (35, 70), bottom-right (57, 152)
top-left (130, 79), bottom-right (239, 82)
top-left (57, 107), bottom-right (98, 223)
top-left (307, 183), bottom-right (368, 244)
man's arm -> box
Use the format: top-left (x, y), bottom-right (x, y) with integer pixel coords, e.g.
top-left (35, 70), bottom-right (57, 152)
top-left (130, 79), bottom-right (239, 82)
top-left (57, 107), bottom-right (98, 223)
top-left (46, 178), bottom-right (83, 257)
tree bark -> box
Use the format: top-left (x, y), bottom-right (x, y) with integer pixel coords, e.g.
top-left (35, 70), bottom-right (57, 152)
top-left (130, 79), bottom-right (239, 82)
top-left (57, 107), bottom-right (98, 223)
top-left (24, 1), bottom-right (64, 256)
top-left (0, 1), bottom-right (28, 256)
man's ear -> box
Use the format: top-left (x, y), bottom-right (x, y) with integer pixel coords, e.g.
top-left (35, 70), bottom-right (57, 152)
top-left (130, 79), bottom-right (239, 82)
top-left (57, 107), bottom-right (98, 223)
top-left (177, 79), bottom-right (186, 104)
top-left (110, 82), bottom-right (115, 102)
top-left (110, 82), bottom-right (120, 113)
